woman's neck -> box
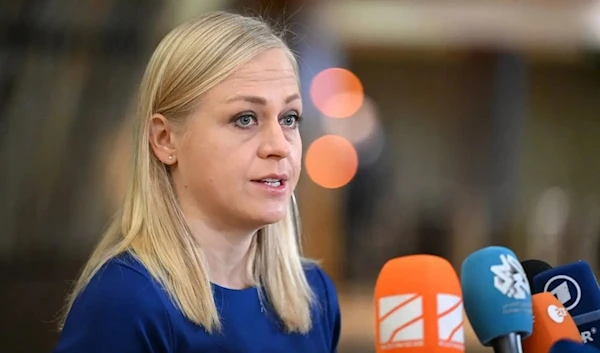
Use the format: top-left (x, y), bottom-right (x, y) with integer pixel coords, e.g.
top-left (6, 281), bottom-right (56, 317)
top-left (186, 217), bottom-right (257, 290)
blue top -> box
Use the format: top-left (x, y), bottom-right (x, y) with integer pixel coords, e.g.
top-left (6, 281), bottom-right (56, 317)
top-left (53, 253), bottom-right (341, 353)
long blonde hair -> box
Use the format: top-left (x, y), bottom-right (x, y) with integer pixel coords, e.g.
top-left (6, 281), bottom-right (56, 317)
top-left (59, 11), bottom-right (314, 334)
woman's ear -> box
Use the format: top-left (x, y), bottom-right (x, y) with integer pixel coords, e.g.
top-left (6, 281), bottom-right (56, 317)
top-left (149, 114), bottom-right (178, 165)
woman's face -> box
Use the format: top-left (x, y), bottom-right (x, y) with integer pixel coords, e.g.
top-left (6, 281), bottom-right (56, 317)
top-left (152, 48), bottom-right (303, 232)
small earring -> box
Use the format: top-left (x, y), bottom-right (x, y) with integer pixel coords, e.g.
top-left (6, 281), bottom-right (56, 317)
top-left (168, 155), bottom-right (173, 160)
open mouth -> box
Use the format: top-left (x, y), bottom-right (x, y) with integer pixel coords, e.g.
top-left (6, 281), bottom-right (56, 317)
top-left (255, 178), bottom-right (284, 187)
top-left (251, 174), bottom-right (289, 191)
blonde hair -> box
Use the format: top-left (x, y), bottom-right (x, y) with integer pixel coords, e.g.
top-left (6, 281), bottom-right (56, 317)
top-left (59, 11), bottom-right (314, 333)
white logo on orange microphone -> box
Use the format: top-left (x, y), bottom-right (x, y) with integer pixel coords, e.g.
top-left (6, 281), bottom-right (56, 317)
top-left (437, 294), bottom-right (465, 349)
top-left (547, 304), bottom-right (567, 323)
top-left (378, 294), bottom-right (424, 348)
top-left (378, 293), bottom-right (464, 350)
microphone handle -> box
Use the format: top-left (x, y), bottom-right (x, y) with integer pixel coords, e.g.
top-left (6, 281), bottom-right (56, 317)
top-left (492, 333), bottom-right (523, 353)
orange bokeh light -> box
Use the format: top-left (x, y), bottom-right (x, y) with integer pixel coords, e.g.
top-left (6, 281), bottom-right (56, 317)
top-left (305, 135), bottom-right (359, 189)
top-left (310, 68), bottom-right (364, 119)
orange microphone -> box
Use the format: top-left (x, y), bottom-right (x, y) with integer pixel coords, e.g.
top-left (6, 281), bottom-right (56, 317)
top-left (374, 255), bottom-right (464, 353)
top-left (522, 292), bottom-right (582, 353)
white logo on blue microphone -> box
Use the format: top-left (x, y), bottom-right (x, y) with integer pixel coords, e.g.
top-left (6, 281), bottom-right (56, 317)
top-left (543, 275), bottom-right (581, 311)
top-left (551, 282), bottom-right (571, 304)
top-left (491, 254), bottom-right (530, 299)
top-left (582, 328), bottom-right (597, 343)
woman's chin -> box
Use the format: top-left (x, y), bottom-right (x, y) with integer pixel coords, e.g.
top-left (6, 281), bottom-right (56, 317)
top-left (247, 208), bottom-right (288, 227)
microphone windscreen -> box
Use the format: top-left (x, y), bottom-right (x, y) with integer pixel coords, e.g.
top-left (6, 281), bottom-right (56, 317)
top-left (533, 261), bottom-right (600, 317)
top-left (521, 259), bottom-right (553, 293)
top-left (375, 255), bottom-right (464, 353)
top-left (461, 246), bottom-right (533, 346)
top-left (550, 339), bottom-right (600, 353)
top-left (522, 292), bottom-right (582, 353)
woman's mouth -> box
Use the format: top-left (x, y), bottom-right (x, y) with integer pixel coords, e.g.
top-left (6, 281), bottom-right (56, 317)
top-left (260, 178), bottom-right (282, 187)
top-left (251, 174), bottom-right (289, 195)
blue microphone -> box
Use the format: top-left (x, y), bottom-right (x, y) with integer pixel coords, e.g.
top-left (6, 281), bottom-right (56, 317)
top-left (462, 246), bottom-right (533, 353)
top-left (550, 339), bottom-right (600, 353)
top-left (533, 261), bottom-right (600, 348)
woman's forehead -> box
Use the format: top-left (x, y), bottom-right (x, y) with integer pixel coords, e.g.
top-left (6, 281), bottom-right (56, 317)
top-left (211, 53), bottom-right (300, 103)
top-left (227, 50), bottom-right (297, 86)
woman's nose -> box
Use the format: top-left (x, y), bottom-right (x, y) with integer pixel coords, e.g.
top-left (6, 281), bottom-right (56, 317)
top-left (257, 121), bottom-right (291, 160)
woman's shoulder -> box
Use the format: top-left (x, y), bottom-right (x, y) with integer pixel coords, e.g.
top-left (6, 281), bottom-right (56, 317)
top-left (302, 260), bottom-right (342, 350)
top-left (55, 252), bottom-right (176, 353)
top-left (76, 252), bottom-right (170, 314)
top-left (302, 260), bottom-right (336, 295)
top-left (302, 260), bottom-right (340, 313)
top-left (90, 252), bottom-right (155, 287)
top-left (101, 251), bottom-right (156, 281)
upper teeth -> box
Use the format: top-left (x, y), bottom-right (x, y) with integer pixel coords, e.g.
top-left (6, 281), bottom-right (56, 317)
top-left (262, 179), bottom-right (282, 186)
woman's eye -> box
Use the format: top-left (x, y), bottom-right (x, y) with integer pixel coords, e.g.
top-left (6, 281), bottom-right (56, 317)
top-left (234, 115), bottom-right (257, 128)
top-left (280, 114), bottom-right (301, 128)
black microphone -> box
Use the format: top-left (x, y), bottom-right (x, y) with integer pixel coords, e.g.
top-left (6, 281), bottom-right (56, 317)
top-left (521, 259), bottom-right (553, 293)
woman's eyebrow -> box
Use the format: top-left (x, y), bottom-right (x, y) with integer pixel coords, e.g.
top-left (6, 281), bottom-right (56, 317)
top-left (225, 93), bottom-right (300, 105)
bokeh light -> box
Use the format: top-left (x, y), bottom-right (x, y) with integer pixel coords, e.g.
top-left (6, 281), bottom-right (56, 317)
top-left (322, 95), bottom-right (380, 144)
top-left (305, 135), bottom-right (359, 189)
top-left (310, 68), bottom-right (364, 119)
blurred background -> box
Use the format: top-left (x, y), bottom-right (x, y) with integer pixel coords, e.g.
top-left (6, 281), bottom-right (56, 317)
top-left (2, 0), bottom-right (600, 352)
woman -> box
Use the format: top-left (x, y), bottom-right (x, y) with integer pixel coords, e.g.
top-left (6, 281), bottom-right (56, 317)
top-left (53, 11), bottom-right (341, 353)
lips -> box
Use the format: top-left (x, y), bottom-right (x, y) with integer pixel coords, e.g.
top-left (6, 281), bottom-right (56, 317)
top-left (259, 178), bottom-right (283, 187)
top-left (251, 174), bottom-right (289, 188)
